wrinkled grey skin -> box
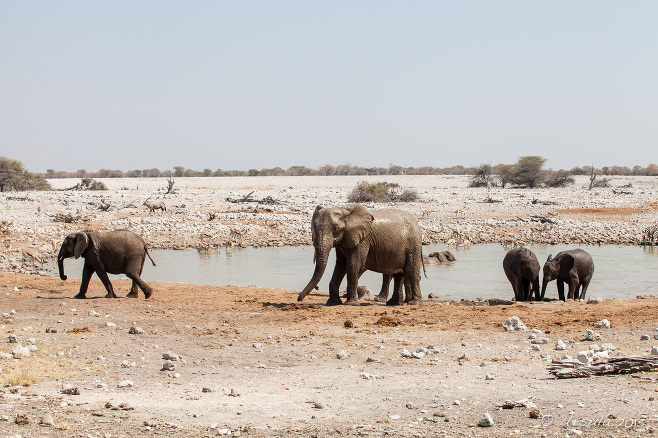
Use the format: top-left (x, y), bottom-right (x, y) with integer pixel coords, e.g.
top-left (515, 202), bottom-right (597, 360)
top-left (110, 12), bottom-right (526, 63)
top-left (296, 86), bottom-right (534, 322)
top-left (541, 249), bottom-right (594, 301)
top-left (58, 229), bottom-right (155, 299)
top-left (143, 200), bottom-right (166, 212)
top-left (503, 247), bottom-right (541, 301)
top-left (299, 205), bottom-right (424, 306)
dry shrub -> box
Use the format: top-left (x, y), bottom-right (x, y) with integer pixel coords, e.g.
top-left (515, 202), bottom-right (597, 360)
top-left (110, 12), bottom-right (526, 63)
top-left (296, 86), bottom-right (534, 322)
top-left (347, 181), bottom-right (418, 203)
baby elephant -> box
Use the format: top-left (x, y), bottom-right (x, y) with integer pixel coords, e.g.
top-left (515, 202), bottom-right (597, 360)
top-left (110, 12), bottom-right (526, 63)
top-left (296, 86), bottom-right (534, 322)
top-left (503, 247), bottom-right (541, 301)
top-left (58, 229), bottom-right (156, 299)
top-left (541, 249), bottom-right (594, 301)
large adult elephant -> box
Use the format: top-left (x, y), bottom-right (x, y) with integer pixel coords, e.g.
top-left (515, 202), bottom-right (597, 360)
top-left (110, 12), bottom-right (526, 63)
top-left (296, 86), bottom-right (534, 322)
top-left (541, 249), bottom-right (594, 301)
top-left (58, 229), bottom-right (155, 299)
top-left (503, 247), bottom-right (541, 301)
top-left (298, 205), bottom-right (423, 306)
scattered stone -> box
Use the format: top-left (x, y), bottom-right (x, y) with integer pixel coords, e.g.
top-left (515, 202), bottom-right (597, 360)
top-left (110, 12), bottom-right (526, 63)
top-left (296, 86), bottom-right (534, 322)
top-left (61, 384), bottom-right (80, 395)
top-left (485, 374), bottom-right (495, 380)
top-left (344, 320), bottom-right (353, 328)
top-left (15, 413), bottom-right (29, 425)
top-left (7, 334), bottom-right (17, 343)
top-left (478, 412), bottom-right (494, 427)
top-left (584, 329), bottom-right (601, 341)
top-left (577, 351), bottom-right (593, 364)
top-left (202, 387), bottom-right (212, 393)
top-left (503, 316), bottom-right (527, 331)
top-left (641, 334), bottom-right (650, 341)
top-left (555, 340), bottom-right (567, 350)
top-left (601, 343), bottom-right (616, 351)
top-left (229, 389), bottom-right (240, 397)
top-left (105, 322), bottom-right (116, 327)
top-left (11, 345), bottom-right (30, 358)
top-left (252, 343), bottom-right (263, 348)
top-left (529, 409), bottom-right (541, 419)
top-left (651, 346), bottom-right (658, 355)
top-left (162, 352), bottom-right (180, 361)
top-left (453, 400), bottom-right (461, 406)
top-left (118, 380), bottom-right (133, 388)
top-left (88, 310), bottom-right (101, 317)
top-left (596, 319), bottom-right (611, 329)
top-left (587, 297), bottom-right (604, 304)
top-left (406, 402), bottom-right (418, 409)
top-left (39, 413), bottom-right (54, 426)
top-left (129, 326), bottom-right (145, 335)
top-left (161, 361), bottom-right (176, 371)
top-left (336, 350), bottom-right (348, 360)
top-left (530, 337), bottom-right (549, 345)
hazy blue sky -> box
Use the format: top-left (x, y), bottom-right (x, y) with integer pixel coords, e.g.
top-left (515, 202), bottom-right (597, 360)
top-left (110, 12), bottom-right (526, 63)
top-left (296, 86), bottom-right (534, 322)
top-left (1, 1), bottom-right (656, 173)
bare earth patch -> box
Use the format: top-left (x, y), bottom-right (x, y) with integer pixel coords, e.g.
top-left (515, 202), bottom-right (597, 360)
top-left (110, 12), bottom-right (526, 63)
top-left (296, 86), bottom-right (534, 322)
top-left (1, 272), bottom-right (658, 437)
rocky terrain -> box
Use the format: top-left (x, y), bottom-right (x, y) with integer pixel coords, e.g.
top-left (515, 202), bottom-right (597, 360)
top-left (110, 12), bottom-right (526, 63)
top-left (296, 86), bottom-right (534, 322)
top-left (1, 175), bottom-right (657, 275)
top-left (2, 273), bottom-right (658, 438)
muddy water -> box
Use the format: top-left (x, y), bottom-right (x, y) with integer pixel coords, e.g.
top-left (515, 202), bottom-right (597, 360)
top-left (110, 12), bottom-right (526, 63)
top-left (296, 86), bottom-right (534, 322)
top-left (48, 244), bottom-right (657, 301)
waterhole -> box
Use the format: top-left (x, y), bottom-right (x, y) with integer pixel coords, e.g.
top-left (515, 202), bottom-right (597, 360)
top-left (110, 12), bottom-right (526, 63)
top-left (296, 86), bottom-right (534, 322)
top-left (49, 244), bottom-right (658, 301)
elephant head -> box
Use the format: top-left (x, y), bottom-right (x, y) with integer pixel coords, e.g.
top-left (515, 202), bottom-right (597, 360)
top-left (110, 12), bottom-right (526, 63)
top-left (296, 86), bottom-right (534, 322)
top-left (540, 254), bottom-right (560, 298)
top-left (57, 232), bottom-right (89, 281)
top-left (298, 205), bottom-right (374, 301)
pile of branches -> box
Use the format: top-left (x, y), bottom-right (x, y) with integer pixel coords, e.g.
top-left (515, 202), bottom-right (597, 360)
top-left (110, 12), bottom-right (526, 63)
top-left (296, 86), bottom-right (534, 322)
top-left (548, 355), bottom-right (658, 379)
top-left (52, 213), bottom-right (85, 223)
top-left (226, 191), bottom-right (280, 204)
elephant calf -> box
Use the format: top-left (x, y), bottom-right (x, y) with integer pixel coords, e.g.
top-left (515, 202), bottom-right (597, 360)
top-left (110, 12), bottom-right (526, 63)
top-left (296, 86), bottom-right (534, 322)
top-left (541, 249), bottom-right (594, 301)
top-left (58, 229), bottom-right (156, 299)
top-left (503, 247), bottom-right (540, 301)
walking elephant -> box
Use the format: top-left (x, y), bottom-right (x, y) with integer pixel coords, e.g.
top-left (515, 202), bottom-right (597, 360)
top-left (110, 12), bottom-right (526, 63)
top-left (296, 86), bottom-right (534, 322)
top-left (541, 249), bottom-right (594, 301)
top-left (503, 247), bottom-right (540, 301)
top-left (298, 205), bottom-right (424, 306)
top-left (58, 229), bottom-right (155, 299)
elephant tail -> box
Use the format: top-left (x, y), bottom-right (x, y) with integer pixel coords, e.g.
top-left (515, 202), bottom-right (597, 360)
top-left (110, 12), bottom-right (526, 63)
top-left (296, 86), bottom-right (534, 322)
top-left (145, 247), bottom-right (156, 267)
top-left (421, 253), bottom-right (427, 278)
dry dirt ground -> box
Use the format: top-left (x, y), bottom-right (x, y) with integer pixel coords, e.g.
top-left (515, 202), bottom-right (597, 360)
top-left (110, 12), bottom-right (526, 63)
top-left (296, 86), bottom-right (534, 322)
top-left (2, 273), bottom-right (658, 437)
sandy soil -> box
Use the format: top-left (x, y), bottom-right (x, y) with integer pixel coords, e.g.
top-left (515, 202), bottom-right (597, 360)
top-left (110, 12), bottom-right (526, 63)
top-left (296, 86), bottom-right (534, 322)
top-left (2, 273), bottom-right (658, 437)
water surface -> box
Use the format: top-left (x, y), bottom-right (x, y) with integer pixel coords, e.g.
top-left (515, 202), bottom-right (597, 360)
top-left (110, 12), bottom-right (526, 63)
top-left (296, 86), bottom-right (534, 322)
top-left (49, 244), bottom-right (658, 301)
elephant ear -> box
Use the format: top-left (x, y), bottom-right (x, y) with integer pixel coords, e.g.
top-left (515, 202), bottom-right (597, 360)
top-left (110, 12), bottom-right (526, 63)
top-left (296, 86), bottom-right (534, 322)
top-left (341, 204), bottom-right (374, 249)
top-left (310, 205), bottom-right (324, 247)
top-left (73, 232), bottom-right (89, 259)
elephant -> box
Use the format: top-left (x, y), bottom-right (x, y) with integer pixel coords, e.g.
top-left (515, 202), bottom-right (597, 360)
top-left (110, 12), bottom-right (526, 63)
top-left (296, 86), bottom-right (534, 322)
top-left (503, 247), bottom-right (540, 301)
top-left (425, 251), bottom-right (456, 264)
top-left (370, 274), bottom-right (413, 305)
top-left (298, 205), bottom-right (424, 306)
top-left (541, 249), bottom-right (594, 301)
top-left (143, 199), bottom-right (166, 213)
top-left (58, 229), bottom-right (156, 299)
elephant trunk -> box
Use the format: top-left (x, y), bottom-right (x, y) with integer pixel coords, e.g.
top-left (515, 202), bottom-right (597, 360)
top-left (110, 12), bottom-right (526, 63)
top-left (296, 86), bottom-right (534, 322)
top-left (57, 247), bottom-right (68, 281)
top-left (298, 233), bottom-right (332, 301)
top-left (540, 278), bottom-right (548, 300)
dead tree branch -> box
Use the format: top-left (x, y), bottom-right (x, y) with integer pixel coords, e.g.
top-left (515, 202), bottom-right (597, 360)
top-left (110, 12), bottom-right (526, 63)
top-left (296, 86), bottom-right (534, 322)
top-left (548, 355), bottom-right (658, 379)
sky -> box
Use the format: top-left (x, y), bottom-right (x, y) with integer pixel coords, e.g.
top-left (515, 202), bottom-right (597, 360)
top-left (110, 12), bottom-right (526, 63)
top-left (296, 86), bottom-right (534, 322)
top-left (1, 1), bottom-right (657, 173)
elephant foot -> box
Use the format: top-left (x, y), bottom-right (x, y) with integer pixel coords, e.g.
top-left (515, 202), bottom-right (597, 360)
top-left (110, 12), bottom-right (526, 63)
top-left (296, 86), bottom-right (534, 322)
top-left (344, 299), bottom-right (360, 306)
top-left (143, 290), bottom-right (153, 299)
top-left (126, 292), bottom-right (139, 298)
top-left (325, 297), bottom-right (343, 306)
top-left (104, 293), bottom-right (117, 298)
top-left (372, 295), bottom-right (388, 303)
top-left (407, 299), bottom-right (423, 306)
top-left (386, 299), bottom-right (402, 306)
top-left (73, 293), bottom-right (87, 299)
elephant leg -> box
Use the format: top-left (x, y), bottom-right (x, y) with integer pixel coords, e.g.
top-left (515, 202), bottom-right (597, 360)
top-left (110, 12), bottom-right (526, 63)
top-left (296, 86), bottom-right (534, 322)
top-left (403, 278), bottom-right (412, 303)
top-left (386, 275), bottom-right (404, 306)
top-left (327, 254), bottom-right (347, 306)
top-left (75, 264), bottom-right (95, 299)
top-left (567, 282), bottom-right (577, 300)
top-left (95, 269), bottom-right (117, 298)
top-left (513, 278), bottom-right (522, 301)
top-left (556, 281), bottom-right (566, 302)
top-left (579, 281), bottom-right (590, 300)
top-left (127, 257), bottom-right (147, 298)
top-left (127, 274), bottom-right (152, 299)
top-left (373, 274), bottom-right (392, 303)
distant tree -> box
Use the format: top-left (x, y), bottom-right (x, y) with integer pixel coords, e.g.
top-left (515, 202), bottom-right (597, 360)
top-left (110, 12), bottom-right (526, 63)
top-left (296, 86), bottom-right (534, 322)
top-left (601, 166), bottom-right (610, 175)
top-left (633, 165), bottom-right (642, 175)
top-left (469, 164), bottom-right (495, 188)
top-left (75, 169), bottom-right (88, 178)
top-left (108, 170), bottom-right (124, 178)
top-left (510, 156), bottom-right (546, 188)
top-left (388, 164), bottom-right (405, 175)
top-left (125, 170), bottom-right (143, 178)
top-left (0, 157), bottom-right (51, 191)
top-left (545, 170), bottom-right (575, 188)
top-left (202, 168), bottom-right (213, 177)
top-left (570, 166), bottom-right (586, 175)
top-left (646, 164), bottom-right (658, 176)
top-left (335, 164), bottom-right (352, 175)
top-left (248, 169), bottom-right (260, 176)
top-left (142, 168), bottom-right (161, 178)
top-left (318, 164), bottom-right (336, 176)
top-left (214, 168), bottom-right (226, 177)
top-left (493, 164), bottom-right (514, 188)
top-left (173, 166), bottom-right (185, 178)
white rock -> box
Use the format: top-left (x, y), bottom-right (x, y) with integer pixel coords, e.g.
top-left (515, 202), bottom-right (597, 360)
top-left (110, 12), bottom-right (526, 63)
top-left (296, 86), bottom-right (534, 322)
top-left (595, 319), bottom-right (611, 329)
top-left (651, 346), bottom-right (658, 355)
top-left (26, 338), bottom-right (36, 345)
top-left (118, 380), bottom-right (134, 388)
top-left (163, 352), bottom-right (180, 361)
top-left (531, 337), bottom-right (549, 345)
top-left (485, 374), bottom-right (495, 380)
top-left (587, 297), bottom-right (604, 304)
top-left (162, 361), bottom-right (176, 371)
top-left (453, 400), bottom-right (461, 405)
top-left (601, 343), bottom-right (616, 351)
top-left (106, 322), bottom-right (116, 327)
top-left (503, 316), bottom-right (528, 331)
top-left (336, 350), bottom-right (348, 360)
top-left (577, 351), bottom-right (593, 364)
top-left (7, 334), bottom-right (17, 343)
top-left (555, 340), bottom-right (567, 350)
top-left (11, 345), bottom-right (30, 358)
top-left (88, 310), bottom-right (101, 317)
top-left (478, 412), bottom-right (494, 427)
top-left (584, 329), bottom-right (601, 341)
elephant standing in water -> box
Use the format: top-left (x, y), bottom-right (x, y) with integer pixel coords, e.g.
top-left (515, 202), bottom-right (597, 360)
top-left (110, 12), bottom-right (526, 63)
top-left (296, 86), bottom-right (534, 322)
top-left (503, 247), bottom-right (541, 301)
top-left (298, 205), bottom-right (424, 306)
top-left (541, 249), bottom-right (594, 301)
top-left (58, 229), bottom-right (156, 299)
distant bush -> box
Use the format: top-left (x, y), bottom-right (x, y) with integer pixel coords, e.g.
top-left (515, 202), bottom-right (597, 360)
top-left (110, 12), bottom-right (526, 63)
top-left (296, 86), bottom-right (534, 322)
top-left (545, 170), bottom-right (575, 188)
top-left (591, 177), bottom-right (611, 188)
top-left (469, 164), bottom-right (495, 188)
top-left (347, 181), bottom-right (418, 203)
top-left (0, 156), bottom-right (51, 192)
top-left (81, 178), bottom-right (107, 190)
